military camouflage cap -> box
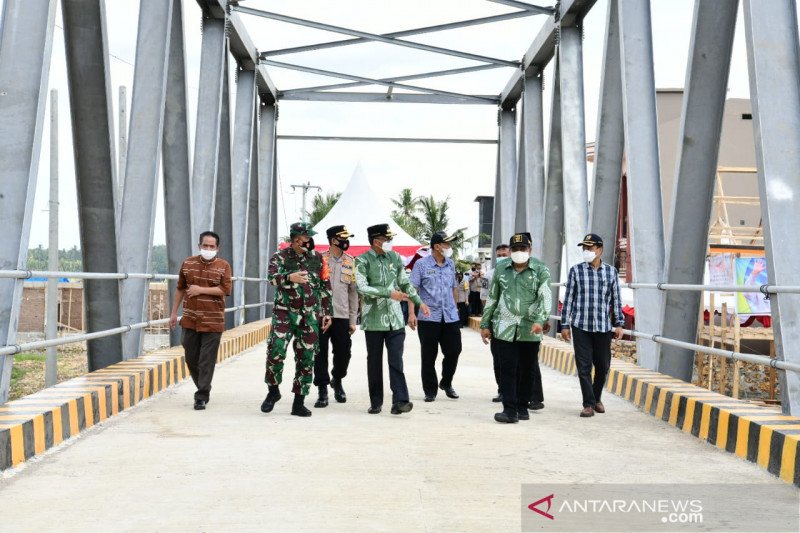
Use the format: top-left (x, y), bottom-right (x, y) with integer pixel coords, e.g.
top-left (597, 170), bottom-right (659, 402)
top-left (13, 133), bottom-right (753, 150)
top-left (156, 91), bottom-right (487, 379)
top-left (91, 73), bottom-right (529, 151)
top-left (289, 221), bottom-right (317, 237)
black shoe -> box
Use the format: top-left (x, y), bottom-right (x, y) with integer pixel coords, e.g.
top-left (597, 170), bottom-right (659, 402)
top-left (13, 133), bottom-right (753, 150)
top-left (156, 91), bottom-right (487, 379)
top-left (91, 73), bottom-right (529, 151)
top-left (260, 386), bottom-right (281, 413)
top-left (492, 393), bottom-right (503, 403)
top-left (440, 385), bottom-right (459, 399)
top-left (194, 399), bottom-right (207, 410)
top-left (424, 395), bottom-right (436, 402)
top-left (517, 408), bottom-right (530, 420)
top-left (391, 401), bottom-right (414, 415)
top-left (368, 406), bottom-right (382, 414)
top-left (494, 411), bottom-right (519, 424)
top-left (529, 401), bottom-right (545, 411)
top-left (331, 379), bottom-right (347, 403)
top-left (291, 394), bottom-right (312, 417)
top-left (314, 385), bottom-right (328, 408)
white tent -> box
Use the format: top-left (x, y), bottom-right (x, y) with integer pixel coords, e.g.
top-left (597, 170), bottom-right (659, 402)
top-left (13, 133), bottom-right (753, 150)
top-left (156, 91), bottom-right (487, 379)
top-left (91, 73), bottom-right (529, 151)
top-left (311, 164), bottom-right (422, 257)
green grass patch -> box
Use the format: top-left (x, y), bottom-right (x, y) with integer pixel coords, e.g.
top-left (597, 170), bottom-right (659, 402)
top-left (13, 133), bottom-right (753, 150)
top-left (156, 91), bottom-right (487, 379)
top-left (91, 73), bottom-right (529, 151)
top-left (14, 352), bottom-right (46, 363)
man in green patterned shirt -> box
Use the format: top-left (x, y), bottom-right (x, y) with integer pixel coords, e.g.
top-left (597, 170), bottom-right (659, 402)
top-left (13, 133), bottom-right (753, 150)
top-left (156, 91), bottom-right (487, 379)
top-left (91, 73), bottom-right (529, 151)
top-left (480, 232), bottom-right (551, 424)
top-left (356, 223), bottom-right (430, 415)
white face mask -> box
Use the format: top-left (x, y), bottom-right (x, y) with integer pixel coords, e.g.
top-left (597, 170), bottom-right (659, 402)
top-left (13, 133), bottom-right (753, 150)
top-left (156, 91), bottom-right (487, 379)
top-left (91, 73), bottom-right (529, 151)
top-left (510, 251), bottom-right (530, 264)
top-left (200, 249), bottom-right (217, 261)
top-left (381, 241), bottom-right (394, 253)
top-left (442, 247), bottom-right (453, 258)
top-left (582, 250), bottom-right (598, 263)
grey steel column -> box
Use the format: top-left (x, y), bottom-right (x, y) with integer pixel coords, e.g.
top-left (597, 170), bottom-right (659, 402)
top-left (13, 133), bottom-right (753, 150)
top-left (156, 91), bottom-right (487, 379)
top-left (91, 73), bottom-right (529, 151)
top-left (618, 0), bottom-right (665, 370)
top-left (0, 0), bottom-right (56, 403)
top-left (541, 61), bottom-right (564, 336)
top-left (258, 103), bottom-right (278, 317)
top-left (231, 68), bottom-right (257, 326)
top-left (245, 103), bottom-right (262, 323)
top-left (118, 85), bottom-right (127, 214)
top-left (516, 72), bottom-right (546, 245)
top-left (266, 152), bottom-right (279, 317)
top-left (192, 16), bottom-right (226, 237)
top-left (492, 108), bottom-right (518, 255)
top-left (162, 0), bottom-right (193, 348)
top-left (45, 90), bottom-right (58, 387)
top-left (213, 60), bottom-right (234, 330)
top-left (660, 0), bottom-right (738, 382)
top-left (558, 24), bottom-right (590, 269)
top-left (118, 0), bottom-right (173, 359)
top-left (744, 0), bottom-right (800, 415)
top-left (62, 0), bottom-right (124, 370)
top-left (589, 0), bottom-right (625, 265)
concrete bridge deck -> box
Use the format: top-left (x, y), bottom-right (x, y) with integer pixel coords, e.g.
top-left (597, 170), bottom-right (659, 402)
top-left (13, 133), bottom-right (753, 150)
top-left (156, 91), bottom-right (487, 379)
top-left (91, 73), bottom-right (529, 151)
top-left (0, 328), bottom-right (795, 531)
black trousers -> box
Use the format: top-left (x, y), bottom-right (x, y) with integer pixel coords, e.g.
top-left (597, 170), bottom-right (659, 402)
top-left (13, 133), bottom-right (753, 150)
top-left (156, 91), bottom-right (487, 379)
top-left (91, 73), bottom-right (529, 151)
top-left (182, 328), bottom-right (222, 402)
top-left (417, 320), bottom-right (462, 397)
top-left (468, 291), bottom-right (482, 316)
top-left (314, 318), bottom-right (352, 387)
top-left (490, 337), bottom-right (501, 393)
top-left (365, 329), bottom-right (409, 407)
top-left (457, 302), bottom-right (469, 326)
top-left (494, 339), bottom-right (542, 413)
top-left (572, 327), bottom-right (613, 408)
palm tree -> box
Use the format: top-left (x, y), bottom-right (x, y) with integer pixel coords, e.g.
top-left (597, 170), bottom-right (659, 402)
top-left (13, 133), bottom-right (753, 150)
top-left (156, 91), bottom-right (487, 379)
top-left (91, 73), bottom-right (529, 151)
top-left (391, 188), bottom-right (425, 242)
top-left (417, 195), bottom-right (468, 254)
top-left (308, 191), bottom-right (342, 226)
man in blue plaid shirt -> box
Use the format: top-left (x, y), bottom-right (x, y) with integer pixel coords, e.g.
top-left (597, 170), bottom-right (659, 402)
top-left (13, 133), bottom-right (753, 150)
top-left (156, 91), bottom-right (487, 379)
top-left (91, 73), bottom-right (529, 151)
top-left (560, 233), bottom-right (625, 418)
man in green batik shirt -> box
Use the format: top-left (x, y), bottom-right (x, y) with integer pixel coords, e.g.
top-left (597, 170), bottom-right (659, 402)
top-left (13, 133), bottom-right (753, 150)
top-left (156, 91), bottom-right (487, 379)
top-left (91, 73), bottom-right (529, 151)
top-left (356, 223), bottom-right (430, 415)
top-left (480, 232), bottom-right (551, 424)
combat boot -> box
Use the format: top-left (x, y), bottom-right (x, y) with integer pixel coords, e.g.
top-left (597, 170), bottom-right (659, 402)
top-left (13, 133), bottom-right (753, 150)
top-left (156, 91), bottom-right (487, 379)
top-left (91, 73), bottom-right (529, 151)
top-left (291, 394), bottom-right (312, 417)
top-left (331, 378), bottom-right (347, 403)
top-left (314, 385), bottom-right (329, 408)
top-left (260, 385), bottom-right (281, 413)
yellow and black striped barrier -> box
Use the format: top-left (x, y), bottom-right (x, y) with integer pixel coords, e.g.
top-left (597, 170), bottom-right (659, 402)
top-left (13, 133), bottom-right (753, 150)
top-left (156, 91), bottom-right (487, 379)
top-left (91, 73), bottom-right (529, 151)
top-left (0, 320), bottom-right (271, 471)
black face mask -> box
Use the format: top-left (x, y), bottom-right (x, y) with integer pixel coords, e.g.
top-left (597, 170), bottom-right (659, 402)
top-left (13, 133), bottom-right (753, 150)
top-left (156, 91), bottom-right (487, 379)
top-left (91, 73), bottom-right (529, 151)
top-left (335, 239), bottom-right (350, 251)
top-left (472, 266), bottom-right (478, 271)
top-left (300, 238), bottom-right (315, 251)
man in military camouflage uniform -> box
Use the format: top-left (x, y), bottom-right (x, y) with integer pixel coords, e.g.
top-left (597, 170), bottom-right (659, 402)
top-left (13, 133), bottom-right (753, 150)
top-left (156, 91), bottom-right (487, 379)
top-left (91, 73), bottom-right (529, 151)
top-left (260, 222), bottom-right (333, 417)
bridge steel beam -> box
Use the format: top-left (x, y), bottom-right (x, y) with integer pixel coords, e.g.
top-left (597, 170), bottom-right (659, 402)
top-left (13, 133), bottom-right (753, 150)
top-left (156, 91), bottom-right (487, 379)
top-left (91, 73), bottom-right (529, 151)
top-left (244, 103), bottom-right (262, 323)
top-left (558, 24), bottom-right (590, 269)
top-left (258, 104), bottom-right (278, 318)
top-left (191, 15), bottom-right (226, 239)
top-left (743, 0), bottom-right (800, 415)
top-left (162, 0), bottom-right (194, 347)
top-left (118, 0), bottom-right (173, 359)
top-left (515, 71), bottom-right (546, 244)
top-left (660, 0), bottom-right (738, 382)
top-left (231, 69), bottom-right (257, 326)
top-left (0, 0), bottom-right (56, 403)
top-left (61, 0), bottom-right (123, 369)
top-left (541, 59), bottom-right (564, 336)
top-left (618, 0), bottom-right (665, 371)
top-left (492, 108), bottom-right (518, 262)
top-left (213, 59), bottom-right (234, 330)
top-left (589, 0), bottom-right (624, 266)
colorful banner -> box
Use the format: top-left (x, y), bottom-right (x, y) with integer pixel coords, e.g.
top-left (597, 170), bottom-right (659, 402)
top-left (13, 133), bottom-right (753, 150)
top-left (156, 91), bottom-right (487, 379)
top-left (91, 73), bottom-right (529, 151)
top-left (735, 257), bottom-right (771, 315)
top-left (708, 254), bottom-right (734, 286)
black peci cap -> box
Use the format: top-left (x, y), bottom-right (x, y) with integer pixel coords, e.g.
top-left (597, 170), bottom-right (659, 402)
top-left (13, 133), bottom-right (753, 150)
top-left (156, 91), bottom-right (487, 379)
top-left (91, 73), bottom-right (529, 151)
top-left (509, 232), bottom-right (532, 248)
top-left (367, 223), bottom-right (396, 240)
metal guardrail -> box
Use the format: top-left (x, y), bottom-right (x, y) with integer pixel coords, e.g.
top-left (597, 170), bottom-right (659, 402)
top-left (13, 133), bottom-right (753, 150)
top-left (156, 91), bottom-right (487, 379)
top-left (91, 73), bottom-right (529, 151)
top-left (550, 281), bottom-right (800, 294)
top-left (0, 270), bottom-right (264, 283)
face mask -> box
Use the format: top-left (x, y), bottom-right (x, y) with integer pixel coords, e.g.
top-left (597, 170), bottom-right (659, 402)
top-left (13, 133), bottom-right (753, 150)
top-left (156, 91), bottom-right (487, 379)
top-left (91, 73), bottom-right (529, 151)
top-left (381, 241), bottom-right (393, 253)
top-left (442, 247), bottom-right (453, 258)
top-left (336, 239), bottom-right (350, 251)
top-left (299, 238), bottom-right (315, 252)
top-left (583, 250), bottom-right (598, 263)
top-left (510, 251), bottom-right (530, 264)
top-left (200, 249), bottom-right (217, 261)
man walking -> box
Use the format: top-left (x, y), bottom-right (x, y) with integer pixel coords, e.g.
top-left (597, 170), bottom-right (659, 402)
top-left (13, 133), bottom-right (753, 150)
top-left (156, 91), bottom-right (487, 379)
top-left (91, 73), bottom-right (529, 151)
top-left (560, 234), bottom-right (624, 417)
top-left (456, 272), bottom-right (470, 327)
top-left (409, 231), bottom-right (462, 402)
top-left (486, 244), bottom-right (510, 403)
top-left (170, 231), bottom-right (232, 410)
top-left (480, 232), bottom-right (551, 424)
top-left (314, 225), bottom-right (359, 408)
top-left (356, 223), bottom-right (430, 415)
top-left (468, 259), bottom-right (483, 316)
top-left (261, 222), bottom-right (333, 417)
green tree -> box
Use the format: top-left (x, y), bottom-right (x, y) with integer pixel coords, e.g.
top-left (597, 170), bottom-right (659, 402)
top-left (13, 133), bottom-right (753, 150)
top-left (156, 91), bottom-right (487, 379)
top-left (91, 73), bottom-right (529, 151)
top-left (308, 191), bottom-right (342, 227)
top-left (417, 195), bottom-right (468, 251)
top-left (390, 188), bottom-right (425, 242)
top-left (150, 245), bottom-right (168, 274)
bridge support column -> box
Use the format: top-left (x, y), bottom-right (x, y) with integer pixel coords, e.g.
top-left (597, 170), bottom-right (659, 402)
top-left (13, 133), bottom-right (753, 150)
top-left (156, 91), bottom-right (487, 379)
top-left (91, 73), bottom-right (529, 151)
top-left (492, 108), bottom-right (518, 260)
top-left (558, 24), bottom-right (590, 269)
top-left (541, 59), bottom-right (564, 336)
top-left (231, 69), bottom-right (257, 325)
top-left (245, 103), bottom-right (262, 323)
top-left (258, 103), bottom-right (278, 317)
top-left (162, 0), bottom-right (193, 347)
top-left (0, 0), bottom-right (56, 403)
top-left (62, 0), bottom-right (123, 368)
top-left (213, 58), bottom-right (234, 329)
top-left (743, 0), bottom-right (800, 414)
top-left (589, 0), bottom-right (624, 267)
top-left (619, 0), bottom-right (666, 370)
top-left (118, 0), bottom-right (173, 359)
top-left (515, 71), bottom-right (546, 244)
top-left (660, 0), bottom-right (738, 382)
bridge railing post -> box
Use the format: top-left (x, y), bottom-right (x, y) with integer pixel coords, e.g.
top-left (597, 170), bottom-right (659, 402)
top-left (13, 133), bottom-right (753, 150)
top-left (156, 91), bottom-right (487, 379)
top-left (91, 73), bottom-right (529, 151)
top-left (258, 102), bottom-right (278, 318)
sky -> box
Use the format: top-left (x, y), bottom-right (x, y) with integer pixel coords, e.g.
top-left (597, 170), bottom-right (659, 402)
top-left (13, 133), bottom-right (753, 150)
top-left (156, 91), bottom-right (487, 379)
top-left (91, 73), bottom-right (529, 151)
top-left (15, 0), bottom-right (768, 256)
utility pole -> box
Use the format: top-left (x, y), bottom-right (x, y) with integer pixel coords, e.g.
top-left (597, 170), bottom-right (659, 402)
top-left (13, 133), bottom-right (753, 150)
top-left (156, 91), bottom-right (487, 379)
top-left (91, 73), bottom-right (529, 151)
top-left (290, 181), bottom-right (321, 223)
top-left (45, 90), bottom-right (59, 387)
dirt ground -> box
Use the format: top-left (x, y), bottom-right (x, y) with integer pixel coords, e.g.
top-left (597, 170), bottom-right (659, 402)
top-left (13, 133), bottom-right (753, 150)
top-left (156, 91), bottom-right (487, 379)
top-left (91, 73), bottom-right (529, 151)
top-left (9, 345), bottom-right (88, 401)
